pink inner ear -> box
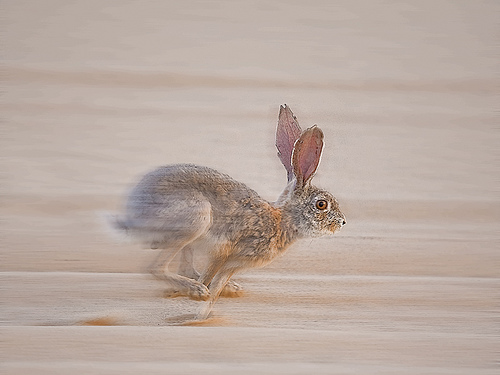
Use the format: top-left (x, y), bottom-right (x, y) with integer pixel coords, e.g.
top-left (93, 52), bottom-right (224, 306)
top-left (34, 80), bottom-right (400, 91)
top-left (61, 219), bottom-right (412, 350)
top-left (276, 105), bottom-right (302, 181)
top-left (293, 126), bottom-right (324, 184)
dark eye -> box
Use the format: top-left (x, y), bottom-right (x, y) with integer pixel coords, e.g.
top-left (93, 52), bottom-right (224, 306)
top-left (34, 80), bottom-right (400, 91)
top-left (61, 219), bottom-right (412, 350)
top-left (315, 199), bottom-right (328, 210)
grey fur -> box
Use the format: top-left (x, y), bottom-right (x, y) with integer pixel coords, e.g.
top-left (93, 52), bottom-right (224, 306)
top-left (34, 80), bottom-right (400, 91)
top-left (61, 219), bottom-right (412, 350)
top-left (110, 105), bottom-right (346, 320)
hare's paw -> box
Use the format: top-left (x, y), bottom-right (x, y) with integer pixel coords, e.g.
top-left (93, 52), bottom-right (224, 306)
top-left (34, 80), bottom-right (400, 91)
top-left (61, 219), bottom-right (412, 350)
top-left (220, 279), bottom-right (244, 298)
top-left (163, 288), bottom-right (184, 299)
top-left (186, 282), bottom-right (211, 301)
top-left (163, 280), bottom-right (210, 301)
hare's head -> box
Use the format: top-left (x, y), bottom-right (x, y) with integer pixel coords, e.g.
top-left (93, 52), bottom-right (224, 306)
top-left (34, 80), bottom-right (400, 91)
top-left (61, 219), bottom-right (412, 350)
top-left (287, 184), bottom-right (346, 237)
top-left (276, 105), bottom-right (346, 237)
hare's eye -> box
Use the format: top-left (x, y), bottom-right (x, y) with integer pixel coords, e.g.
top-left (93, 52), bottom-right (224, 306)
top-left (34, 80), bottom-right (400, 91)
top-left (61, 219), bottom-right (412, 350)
top-left (315, 200), bottom-right (328, 210)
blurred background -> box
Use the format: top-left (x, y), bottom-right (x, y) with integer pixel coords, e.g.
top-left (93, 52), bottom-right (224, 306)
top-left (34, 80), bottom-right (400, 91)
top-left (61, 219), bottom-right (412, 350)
top-left (1, 1), bottom-right (498, 373)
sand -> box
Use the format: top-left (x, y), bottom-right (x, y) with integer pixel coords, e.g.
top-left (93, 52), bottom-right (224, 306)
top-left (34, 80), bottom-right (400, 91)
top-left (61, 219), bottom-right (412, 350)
top-left (1, 1), bottom-right (498, 374)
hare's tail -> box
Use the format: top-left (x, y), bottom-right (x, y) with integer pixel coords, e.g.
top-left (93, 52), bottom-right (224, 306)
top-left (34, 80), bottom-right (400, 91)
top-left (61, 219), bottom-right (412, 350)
top-left (97, 211), bottom-right (131, 241)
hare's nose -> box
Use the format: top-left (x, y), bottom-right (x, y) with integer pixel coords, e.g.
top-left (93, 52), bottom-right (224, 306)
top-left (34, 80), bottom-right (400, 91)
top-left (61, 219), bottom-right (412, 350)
top-left (342, 219), bottom-right (346, 226)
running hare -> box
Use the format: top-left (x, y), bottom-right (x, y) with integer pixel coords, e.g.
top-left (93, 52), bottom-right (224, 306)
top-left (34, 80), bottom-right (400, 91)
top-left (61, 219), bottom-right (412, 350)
top-left (111, 105), bottom-right (346, 320)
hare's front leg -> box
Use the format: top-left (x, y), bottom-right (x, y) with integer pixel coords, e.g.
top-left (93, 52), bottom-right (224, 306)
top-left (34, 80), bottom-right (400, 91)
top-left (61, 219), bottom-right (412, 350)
top-left (220, 279), bottom-right (244, 298)
top-left (180, 245), bottom-right (243, 298)
top-left (150, 245), bottom-right (210, 301)
top-left (197, 268), bottom-right (237, 320)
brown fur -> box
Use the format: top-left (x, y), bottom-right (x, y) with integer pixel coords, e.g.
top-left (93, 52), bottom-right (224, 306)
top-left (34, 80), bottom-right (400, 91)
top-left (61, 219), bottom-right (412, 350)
top-left (109, 105), bottom-right (346, 320)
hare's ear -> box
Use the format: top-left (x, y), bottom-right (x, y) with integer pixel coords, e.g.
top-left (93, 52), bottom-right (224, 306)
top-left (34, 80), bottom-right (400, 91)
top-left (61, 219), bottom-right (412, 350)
top-left (276, 104), bottom-right (302, 182)
top-left (292, 125), bottom-right (324, 188)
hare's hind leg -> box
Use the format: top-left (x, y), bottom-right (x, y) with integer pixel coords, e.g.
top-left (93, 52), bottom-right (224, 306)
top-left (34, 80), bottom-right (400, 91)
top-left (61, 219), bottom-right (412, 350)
top-left (177, 244), bottom-right (200, 280)
top-left (147, 198), bottom-right (212, 301)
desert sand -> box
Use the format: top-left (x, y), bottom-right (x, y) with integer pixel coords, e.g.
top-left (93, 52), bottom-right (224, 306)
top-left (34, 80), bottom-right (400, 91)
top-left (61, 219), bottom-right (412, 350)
top-left (1, 1), bottom-right (498, 374)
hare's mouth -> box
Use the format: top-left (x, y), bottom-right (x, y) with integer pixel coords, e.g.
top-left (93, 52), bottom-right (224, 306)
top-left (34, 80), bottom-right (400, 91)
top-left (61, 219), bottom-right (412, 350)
top-left (328, 223), bottom-right (342, 234)
top-left (329, 217), bottom-right (346, 234)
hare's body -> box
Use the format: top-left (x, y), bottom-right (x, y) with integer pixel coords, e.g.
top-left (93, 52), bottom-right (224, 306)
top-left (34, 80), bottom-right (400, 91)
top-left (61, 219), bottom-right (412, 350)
top-left (111, 105), bottom-right (346, 320)
top-left (121, 164), bottom-right (295, 268)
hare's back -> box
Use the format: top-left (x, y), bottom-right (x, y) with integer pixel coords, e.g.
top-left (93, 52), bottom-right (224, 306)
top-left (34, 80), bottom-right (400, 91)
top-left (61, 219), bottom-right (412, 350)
top-left (123, 164), bottom-right (283, 254)
top-left (126, 164), bottom-right (256, 219)
top-left (131, 164), bottom-right (252, 198)
top-left (121, 164), bottom-right (246, 245)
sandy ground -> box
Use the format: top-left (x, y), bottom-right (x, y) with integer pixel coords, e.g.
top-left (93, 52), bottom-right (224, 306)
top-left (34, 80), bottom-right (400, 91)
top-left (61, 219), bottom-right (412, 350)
top-left (1, 1), bottom-right (499, 374)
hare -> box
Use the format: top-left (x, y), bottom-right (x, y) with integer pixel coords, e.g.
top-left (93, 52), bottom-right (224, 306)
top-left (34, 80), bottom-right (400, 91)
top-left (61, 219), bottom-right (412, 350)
top-left (110, 104), bottom-right (346, 320)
